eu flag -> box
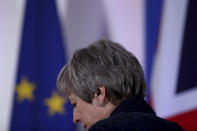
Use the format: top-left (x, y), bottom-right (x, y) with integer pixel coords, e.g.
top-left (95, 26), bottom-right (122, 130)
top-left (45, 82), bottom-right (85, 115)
top-left (10, 0), bottom-right (75, 130)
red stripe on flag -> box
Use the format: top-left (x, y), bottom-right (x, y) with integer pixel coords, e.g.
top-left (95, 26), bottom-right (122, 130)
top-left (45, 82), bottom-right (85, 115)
top-left (167, 108), bottom-right (197, 131)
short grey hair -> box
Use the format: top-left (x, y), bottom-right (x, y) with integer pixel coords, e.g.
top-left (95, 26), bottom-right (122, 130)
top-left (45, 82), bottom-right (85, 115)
top-left (57, 39), bottom-right (146, 105)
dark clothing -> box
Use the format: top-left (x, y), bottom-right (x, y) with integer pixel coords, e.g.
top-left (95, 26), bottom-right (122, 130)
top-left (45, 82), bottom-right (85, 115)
top-left (89, 98), bottom-right (184, 131)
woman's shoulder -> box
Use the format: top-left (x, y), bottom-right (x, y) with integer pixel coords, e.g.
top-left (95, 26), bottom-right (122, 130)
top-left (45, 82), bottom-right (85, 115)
top-left (89, 112), bottom-right (185, 131)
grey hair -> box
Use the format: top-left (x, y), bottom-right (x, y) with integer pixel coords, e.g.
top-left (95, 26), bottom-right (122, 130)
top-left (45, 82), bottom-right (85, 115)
top-left (57, 39), bottom-right (146, 105)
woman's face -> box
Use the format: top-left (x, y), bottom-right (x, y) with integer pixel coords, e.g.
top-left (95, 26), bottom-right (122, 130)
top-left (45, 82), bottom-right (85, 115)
top-left (68, 93), bottom-right (106, 130)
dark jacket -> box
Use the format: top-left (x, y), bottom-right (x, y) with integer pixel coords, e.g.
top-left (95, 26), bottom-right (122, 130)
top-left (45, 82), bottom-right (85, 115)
top-left (89, 98), bottom-right (184, 131)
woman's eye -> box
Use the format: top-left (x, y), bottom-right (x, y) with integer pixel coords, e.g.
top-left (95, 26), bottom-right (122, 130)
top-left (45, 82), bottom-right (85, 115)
top-left (72, 103), bottom-right (77, 108)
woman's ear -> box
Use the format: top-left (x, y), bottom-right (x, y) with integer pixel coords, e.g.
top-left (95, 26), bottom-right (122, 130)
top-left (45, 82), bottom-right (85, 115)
top-left (95, 86), bottom-right (106, 107)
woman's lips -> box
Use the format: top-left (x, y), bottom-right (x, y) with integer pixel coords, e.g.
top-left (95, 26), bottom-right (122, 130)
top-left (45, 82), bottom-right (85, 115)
top-left (83, 124), bottom-right (87, 130)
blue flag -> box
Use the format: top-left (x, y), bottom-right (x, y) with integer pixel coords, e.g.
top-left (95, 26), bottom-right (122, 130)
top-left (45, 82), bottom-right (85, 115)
top-left (10, 0), bottom-right (75, 130)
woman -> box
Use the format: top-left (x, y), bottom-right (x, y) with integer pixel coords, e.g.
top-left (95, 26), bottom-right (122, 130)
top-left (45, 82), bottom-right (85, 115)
top-left (57, 39), bottom-right (184, 131)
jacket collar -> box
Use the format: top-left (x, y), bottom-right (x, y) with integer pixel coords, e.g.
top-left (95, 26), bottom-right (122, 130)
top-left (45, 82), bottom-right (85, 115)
top-left (110, 97), bottom-right (156, 117)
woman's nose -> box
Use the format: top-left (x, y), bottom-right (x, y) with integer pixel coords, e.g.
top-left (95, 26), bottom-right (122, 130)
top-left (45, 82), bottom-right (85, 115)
top-left (73, 110), bottom-right (80, 124)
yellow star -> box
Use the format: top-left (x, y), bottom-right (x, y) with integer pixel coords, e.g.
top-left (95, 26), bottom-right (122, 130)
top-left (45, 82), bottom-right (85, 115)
top-left (45, 91), bottom-right (66, 116)
top-left (16, 77), bottom-right (36, 102)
